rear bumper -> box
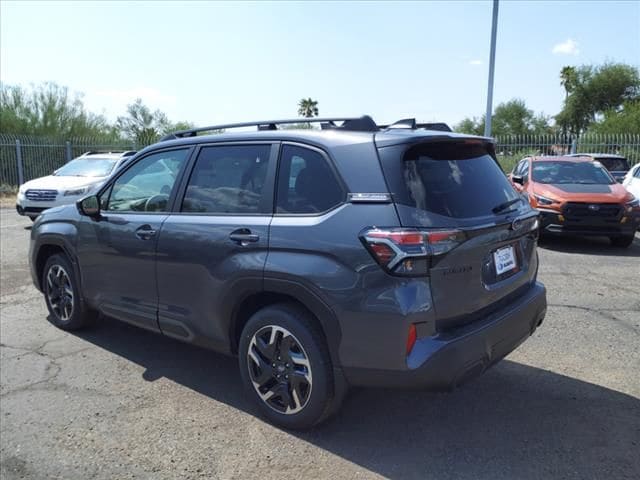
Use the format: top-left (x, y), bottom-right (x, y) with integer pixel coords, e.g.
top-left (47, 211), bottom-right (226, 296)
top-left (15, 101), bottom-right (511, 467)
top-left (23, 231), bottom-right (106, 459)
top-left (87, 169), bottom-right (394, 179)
top-left (343, 282), bottom-right (547, 389)
top-left (538, 209), bottom-right (640, 236)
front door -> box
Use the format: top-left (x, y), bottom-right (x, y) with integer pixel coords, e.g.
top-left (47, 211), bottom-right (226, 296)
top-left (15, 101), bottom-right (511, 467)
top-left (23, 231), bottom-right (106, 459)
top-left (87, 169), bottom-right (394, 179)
top-left (77, 148), bottom-right (191, 331)
top-left (155, 143), bottom-right (276, 347)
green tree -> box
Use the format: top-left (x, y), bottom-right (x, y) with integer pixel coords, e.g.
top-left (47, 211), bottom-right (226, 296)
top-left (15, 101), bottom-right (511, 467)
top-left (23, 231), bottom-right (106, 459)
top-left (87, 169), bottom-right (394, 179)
top-left (587, 100), bottom-right (640, 135)
top-left (116, 99), bottom-right (193, 146)
top-left (492, 99), bottom-right (552, 136)
top-left (559, 66), bottom-right (578, 101)
top-left (556, 62), bottom-right (640, 134)
top-left (0, 82), bottom-right (111, 137)
top-left (170, 121), bottom-right (196, 133)
top-left (454, 117), bottom-right (483, 135)
top-left (454, 99), bottom-right (551, 136)
top-left (297, 98), bottom-right (319, 118)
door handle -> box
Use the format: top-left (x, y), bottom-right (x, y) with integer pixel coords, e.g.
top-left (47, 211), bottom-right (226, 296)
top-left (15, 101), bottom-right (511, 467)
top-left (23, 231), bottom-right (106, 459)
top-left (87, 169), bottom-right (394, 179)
top-left (229, 229), bottom-right (259, 245)
top-left (135, 225), bottom-right (157, 240)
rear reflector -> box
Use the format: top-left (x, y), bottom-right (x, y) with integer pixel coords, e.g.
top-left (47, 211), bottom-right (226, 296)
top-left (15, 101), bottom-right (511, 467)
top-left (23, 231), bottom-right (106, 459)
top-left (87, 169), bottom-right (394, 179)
top-left (406, 324), bottom-right (417, 355)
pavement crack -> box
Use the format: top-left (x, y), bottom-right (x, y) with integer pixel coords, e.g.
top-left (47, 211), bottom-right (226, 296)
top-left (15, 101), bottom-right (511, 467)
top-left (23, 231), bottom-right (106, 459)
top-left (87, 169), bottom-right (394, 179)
top-left (548, 303), bottom-right (640, 334)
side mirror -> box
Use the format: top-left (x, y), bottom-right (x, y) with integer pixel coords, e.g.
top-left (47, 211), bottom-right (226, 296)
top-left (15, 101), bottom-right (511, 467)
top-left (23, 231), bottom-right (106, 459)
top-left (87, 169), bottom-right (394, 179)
top-left (77, 195), bottom-right (100, 217)
top-left (512, 175), bottom-right (524, 185)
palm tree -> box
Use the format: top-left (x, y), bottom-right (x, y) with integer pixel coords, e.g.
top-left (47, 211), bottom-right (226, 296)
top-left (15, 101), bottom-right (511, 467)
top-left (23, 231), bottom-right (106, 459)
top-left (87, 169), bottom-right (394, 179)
top-left (297, 98), bottom-right (319, 118)
top-left (560, 66), bottom-right (577, 102)
top-left (559, 66), bottom-right (579, 138)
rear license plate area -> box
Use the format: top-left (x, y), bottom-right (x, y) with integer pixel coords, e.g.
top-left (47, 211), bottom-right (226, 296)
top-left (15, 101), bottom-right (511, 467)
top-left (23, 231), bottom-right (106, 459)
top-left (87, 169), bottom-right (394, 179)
top-left (494, 245), bottom-right (517, 276)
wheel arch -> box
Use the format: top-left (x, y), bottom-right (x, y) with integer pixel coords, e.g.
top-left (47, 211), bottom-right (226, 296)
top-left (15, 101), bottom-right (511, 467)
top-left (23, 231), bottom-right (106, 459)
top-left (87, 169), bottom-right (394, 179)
top-left (33, 236), bottom-right (77, 291)
top-left (229, 280), bottom-right (342, 367)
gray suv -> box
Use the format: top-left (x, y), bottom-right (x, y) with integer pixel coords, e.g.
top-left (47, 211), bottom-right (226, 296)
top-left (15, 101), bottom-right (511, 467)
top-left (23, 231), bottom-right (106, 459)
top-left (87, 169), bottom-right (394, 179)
top-left (29, 116), bottom-right (547, 429)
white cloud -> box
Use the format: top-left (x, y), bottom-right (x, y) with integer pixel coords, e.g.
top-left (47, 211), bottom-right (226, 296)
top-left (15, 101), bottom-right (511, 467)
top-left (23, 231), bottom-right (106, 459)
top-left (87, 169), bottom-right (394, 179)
top-left (469, 59), bottom-right (483, 66)
top-left (552, 38), bottom-right (580, 55)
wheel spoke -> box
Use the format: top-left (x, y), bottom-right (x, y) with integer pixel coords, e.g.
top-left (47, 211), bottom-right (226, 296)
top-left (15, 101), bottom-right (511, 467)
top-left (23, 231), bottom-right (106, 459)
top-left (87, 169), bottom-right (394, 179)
top-left (274, 383), bottom-right (294, 412)
top-left (253, 336), bottom-right (276, 362)
top-left (280, 334), bottom-right (297, 356)
top-left (290, 351), bottom-right (310, 369)
top-left (248, 347), bottom-right (273, 387)
top-left (289, 372), bottom-right (309, 407)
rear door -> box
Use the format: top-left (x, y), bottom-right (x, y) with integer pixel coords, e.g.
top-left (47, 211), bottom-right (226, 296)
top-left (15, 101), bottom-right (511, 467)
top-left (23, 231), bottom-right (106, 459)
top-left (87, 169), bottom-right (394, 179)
top-left (155, 143), bottom-right (277, 347)
top-left (376, 140), bottom-right (539, 331)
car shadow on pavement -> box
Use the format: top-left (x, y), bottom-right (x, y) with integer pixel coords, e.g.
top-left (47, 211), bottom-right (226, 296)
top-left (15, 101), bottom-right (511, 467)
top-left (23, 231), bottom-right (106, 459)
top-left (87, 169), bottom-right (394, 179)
top-left (76, 318), bottom-right (640, 480)
top-left (539, 233), bottom-right (640, 256)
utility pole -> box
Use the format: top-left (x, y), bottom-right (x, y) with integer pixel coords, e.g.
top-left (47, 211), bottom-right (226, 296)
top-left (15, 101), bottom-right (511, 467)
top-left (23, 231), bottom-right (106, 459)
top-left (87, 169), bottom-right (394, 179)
top-left (484, 0), bottom-right (499, 137)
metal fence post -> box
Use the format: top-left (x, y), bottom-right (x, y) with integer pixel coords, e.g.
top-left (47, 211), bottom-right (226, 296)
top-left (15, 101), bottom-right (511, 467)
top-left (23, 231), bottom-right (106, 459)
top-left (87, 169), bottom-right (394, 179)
top-left (15, 139), bottom-right (24, 186)
top-left (65, 141), bottom-right (72, 162)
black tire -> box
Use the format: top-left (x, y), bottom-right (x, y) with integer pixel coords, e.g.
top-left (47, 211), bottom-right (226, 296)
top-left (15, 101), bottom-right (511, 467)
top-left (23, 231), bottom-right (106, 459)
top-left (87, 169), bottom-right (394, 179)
top-left (42, 254), bottom-right (95, 330)
top-left (238, 303), bottom-right (341, 430)
top-left (610, 234), bottom-right (635, 248)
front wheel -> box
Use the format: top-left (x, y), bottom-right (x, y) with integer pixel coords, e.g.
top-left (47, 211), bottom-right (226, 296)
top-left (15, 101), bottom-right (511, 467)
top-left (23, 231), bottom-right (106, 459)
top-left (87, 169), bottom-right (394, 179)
top-left (610, 234), bottom-right (635, 248)
top-left (238, 303), bottom-right (340, 430)
top-left (43, 254), bottom-right (95, 330)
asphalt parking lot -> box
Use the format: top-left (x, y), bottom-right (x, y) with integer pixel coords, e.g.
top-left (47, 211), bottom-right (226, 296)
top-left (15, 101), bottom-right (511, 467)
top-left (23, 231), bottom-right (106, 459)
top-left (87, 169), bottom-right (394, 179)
top-left (1, 207), bottom-right (639, 480)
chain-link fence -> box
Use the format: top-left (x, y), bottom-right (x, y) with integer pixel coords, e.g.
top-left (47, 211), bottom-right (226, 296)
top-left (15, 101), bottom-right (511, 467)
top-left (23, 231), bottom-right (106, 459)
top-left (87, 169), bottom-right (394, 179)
top-left (1, 132), bottom-right (639, 190)
top-left (0, 134), bottom-right (135, 191)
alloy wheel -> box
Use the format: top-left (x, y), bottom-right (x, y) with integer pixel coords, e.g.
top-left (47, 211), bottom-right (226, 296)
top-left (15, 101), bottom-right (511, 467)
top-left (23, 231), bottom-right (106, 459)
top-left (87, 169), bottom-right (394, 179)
top-left (45, 264), bottom-right (74, 322)
top-left (247, 325), bottom-right (313, 414)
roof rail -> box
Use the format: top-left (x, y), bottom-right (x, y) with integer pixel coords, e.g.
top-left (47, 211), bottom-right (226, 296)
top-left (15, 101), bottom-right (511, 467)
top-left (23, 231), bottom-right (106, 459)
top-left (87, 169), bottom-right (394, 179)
top-left (159, 115), bottom-right (452, 141)
top-left (160, 116), bottom-right (378, 141)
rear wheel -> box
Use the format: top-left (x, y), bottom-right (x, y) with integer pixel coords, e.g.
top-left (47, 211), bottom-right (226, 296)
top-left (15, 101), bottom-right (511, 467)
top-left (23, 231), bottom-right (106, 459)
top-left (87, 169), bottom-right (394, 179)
top-left (610, 234), bottom-right (635, 248)
top-left (43, 254), bottom-right (95, 330)
top-left (238, 303), bottom-right (340, 430)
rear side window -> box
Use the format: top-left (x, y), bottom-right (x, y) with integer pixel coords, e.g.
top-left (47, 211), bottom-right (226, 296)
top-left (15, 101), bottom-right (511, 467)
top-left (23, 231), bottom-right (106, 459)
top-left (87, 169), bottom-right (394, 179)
top-left (399, 143), bottom-right (519, 218)
top-left (596, 157), bottom-right (629, 171)
top-left (276, 145), bottom-right (345, 214)
top-left (181, 145), bottom-right (271, 214)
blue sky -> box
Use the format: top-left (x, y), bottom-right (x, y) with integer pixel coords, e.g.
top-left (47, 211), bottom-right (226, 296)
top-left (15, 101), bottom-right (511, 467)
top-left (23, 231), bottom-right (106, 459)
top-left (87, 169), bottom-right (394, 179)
top-left (1, 1), bottom-right (639, 127)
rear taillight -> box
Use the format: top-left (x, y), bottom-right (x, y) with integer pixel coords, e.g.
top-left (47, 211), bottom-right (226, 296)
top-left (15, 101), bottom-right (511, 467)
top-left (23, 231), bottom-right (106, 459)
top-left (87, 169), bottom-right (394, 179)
top-left (360, 227), bottom-right (464, 275)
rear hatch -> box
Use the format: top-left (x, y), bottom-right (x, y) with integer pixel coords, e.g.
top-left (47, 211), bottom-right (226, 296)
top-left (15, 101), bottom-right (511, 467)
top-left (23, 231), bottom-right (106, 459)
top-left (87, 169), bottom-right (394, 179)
top-left (375, 137), bottom-right (539, 331)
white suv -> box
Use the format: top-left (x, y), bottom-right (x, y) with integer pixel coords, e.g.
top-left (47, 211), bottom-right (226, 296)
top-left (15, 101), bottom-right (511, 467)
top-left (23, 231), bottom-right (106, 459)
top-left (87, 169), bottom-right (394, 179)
top-left (16, 151), bottom-right (135, 220)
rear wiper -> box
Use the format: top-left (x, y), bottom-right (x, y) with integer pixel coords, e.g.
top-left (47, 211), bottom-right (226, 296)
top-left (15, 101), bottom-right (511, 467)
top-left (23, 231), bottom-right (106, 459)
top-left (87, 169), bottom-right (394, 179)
top-left (492, 197), bottom-right (522, 214)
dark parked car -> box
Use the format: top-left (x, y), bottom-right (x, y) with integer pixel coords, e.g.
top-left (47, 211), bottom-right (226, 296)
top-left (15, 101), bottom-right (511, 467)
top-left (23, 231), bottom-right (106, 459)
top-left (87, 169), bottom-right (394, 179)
top-left (29, 116), bottom-right (547, 429)
top-left (569, 153), bottom-right (630, 183)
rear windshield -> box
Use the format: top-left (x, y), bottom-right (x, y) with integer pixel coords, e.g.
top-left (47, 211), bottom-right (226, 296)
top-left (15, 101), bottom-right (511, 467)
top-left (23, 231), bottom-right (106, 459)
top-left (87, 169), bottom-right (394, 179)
top-left (55, 157), bottom-right (118, 177)
top-left (595, 157), bottom-right (629, 171)
top-left (532, 161), bottom-right (614, 185)
top-left (400, 143), bottom-right (519, 218)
